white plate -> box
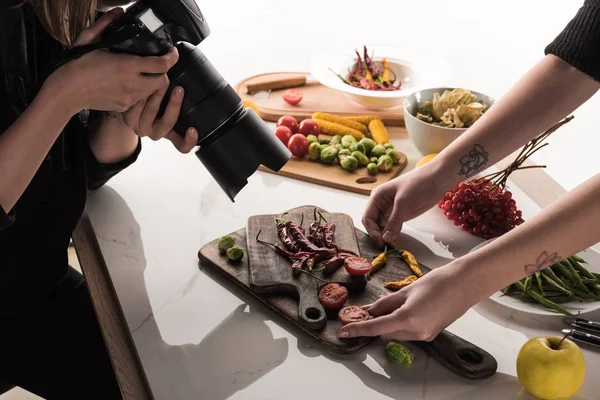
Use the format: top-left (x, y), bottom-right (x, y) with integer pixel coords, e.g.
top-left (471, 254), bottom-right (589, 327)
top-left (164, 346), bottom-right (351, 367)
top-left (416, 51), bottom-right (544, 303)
top-left (309, 43), bottom-right (451, 110)
top-left (469, 238), bottom-right (600, 316)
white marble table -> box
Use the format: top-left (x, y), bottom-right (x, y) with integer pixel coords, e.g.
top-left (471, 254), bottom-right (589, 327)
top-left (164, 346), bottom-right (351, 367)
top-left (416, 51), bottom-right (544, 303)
top-left (75, 1), bottom-right (600, 399)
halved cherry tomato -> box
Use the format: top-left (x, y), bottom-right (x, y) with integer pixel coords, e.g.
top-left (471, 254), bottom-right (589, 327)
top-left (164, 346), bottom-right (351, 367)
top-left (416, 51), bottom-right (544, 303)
top-left (287, 133), bottom-right (309, 158)
top-left (338, 305), bottom-right (369, 325)
top-left (299, 119), bottom-right (320, 136)
top-left (344, 257), bottom-right (373, 276)
top-left (277, 115), bottom-right (299, 133)
top-left (318, 283), bottom-right (349, 311)
top-left (282, 89), bottom-right (303, 105)
top-left (274, 126), bottom-right (293, 146)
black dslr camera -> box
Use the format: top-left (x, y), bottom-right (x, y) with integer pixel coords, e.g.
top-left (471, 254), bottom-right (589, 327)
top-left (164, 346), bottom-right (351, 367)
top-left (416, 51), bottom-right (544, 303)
top-left (64, 0), bottom-right (291, 201)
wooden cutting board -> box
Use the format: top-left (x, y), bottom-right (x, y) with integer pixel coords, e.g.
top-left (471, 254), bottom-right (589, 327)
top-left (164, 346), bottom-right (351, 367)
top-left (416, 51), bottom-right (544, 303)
top-left (234, 72), bottom-right (405, 126)
top-left (258, 151), bottom-right (408, 196)
top-left (247, 211), bottom-right (363, 331)
top-left (198, 205), bottom-right (498, 380)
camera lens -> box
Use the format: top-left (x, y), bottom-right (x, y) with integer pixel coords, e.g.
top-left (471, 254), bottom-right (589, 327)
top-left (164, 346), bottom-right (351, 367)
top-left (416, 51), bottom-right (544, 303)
top-left (159, 42), bottom-right (291, 201)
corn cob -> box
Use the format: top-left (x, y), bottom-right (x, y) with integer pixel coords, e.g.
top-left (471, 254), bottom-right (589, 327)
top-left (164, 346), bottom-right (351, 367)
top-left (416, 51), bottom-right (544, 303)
top-left (384, 275), bottom-right (418, 291)
top-left (312, 112), bottom-right (368, 135)
top-left (342, 115), bottom-right (382, 125)
top-left (313, 119), bottom-right (365, 140)
top-left (368, 118), bottom-right (389, 144)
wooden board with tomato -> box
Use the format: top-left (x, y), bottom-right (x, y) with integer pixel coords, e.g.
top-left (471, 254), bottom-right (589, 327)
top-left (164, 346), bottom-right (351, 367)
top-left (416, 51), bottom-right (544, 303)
top-left (198, 205), bottom-right (499, 381)
top-left (261, 115), bottom-right (408, 196)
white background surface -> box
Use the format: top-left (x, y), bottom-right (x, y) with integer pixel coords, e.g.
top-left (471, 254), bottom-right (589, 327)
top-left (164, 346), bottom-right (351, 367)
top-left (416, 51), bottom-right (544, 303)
top-left (85, 1), bottom-right (600, 399)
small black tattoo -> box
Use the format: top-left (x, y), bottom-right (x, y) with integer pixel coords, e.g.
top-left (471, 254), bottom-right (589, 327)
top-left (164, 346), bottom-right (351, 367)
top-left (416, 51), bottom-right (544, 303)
top-left (459, 144), bottom-right (489, 177)
top-left (524, 251), bottom-right (561, 275)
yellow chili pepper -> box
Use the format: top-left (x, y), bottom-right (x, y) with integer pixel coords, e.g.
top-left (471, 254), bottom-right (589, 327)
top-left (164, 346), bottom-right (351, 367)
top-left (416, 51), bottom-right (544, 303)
top-left (384, 275), bottom-right (418, 291)
top-left (382, 58), bottom-right (390, 83)
top-left (400, 250), bottom-right (423, 277)
top-left (365, 69), bottom-right (373, 81)
top-left (366, 246), bottom-right (389, 280)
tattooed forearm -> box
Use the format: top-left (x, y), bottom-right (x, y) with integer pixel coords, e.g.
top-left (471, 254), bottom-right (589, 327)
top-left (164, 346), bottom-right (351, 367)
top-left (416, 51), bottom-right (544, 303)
top-left (524, 251), bottom-right (561, 275)
top-left (459, 144), bottom-right (489, 178)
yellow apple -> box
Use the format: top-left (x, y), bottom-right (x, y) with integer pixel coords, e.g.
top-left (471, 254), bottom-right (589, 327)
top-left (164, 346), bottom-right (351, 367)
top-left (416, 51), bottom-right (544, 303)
top-left (517, 336), bottom-right (586, 400)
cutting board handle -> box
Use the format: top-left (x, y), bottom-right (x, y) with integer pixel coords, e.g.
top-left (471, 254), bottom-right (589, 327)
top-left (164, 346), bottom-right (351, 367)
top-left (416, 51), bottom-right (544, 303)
top-left (414, 330), bottom-right (497, 380)
top-left (297, 283), bottom-right (327, 331)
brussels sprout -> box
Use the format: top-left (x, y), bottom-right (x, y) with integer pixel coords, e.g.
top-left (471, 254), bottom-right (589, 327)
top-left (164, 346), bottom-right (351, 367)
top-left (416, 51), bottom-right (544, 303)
top-left (377, 155), bottom-right (393, 172)
top-left (384, 143), bottom-right (394, 150)
top-left (385, 341), bottom-right (414, 365)
top-left (371, 144), bottom-right (386, 157)
top-left (338, 149), bottom-right (352, 158)
top-left (307, 134), bottom-right (318, 144)
top-left (319, 144), bottom-right (329, 153)
top-left (340, 155), bottom-right (358, 172)
top-left (352, 151), bottom-right (370, 166)
top-left (359, 138), bottom-right (376, 155)
top-left (367, 163), bottom-right (378, 175)
top-left (341, 135), bottom-right (357, 149)
top-left (319, 138), bottom-right (331, 145)
top-left (308, 142), bottom-right (321, 161)
top-left (370, 157), bottom-right (378, 164)
top-left (218, 235), bottom-right (235, 254)
top-left (330, 135), bottom-right (342, 145)
top-left (226, 245), bottom-right (244, 261)
top-left (351, 142), bottom-right (366, 154)
top-left (386, 149), bottom-right (400, 164)
top-left (320, 146), bottom-right (338, 164)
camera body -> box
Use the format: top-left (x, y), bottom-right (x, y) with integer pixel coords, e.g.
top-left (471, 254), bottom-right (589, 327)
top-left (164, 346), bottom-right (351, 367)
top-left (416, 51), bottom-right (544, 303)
top-left (98, 0), bottom-right (290, 201)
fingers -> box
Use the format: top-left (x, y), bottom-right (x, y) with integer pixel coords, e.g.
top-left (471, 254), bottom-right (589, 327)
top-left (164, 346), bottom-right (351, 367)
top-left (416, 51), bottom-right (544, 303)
top-left (338, 310), bottom-right (407, 338)
top-left (382, 200), bottom-right (404, 248)
top-left (365, 292), bottom-right (407, 317)
top-left (138, 89), bottom-right (167, 137)
top-left (153, 87), bottom-right (184, 136)
top-left (75, 7), bottom-right (124, 46)
top-left (362, 196), bottom-right (384, 248)
top-left (128, 46), bottom-right (179, 74)
top-left (165, 128), bottom-right (198, 153)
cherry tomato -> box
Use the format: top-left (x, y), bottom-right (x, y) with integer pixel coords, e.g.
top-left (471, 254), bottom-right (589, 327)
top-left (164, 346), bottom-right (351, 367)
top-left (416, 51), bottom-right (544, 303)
top-left (344, 257), bottom-right (373, 276)
top-left (274, 126), bottom-right (293, 146)
top-left (338, 305), bottom-right (369, 325)
top-left (318, 283), bottom-right (349, 311)
top-left (277, 115), bottom-right (299, 133)
top-left (287, 133), bottom-right (309, 158)
top-left (282, 89), bottom-right (303, 105)
top-left (299, 119), bottom-right (320, 136)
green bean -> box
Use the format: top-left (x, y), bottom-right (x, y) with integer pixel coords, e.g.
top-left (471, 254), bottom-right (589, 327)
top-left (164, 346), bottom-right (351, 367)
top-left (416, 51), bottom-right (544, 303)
top-left (534, 272), bottom-right (544, 295)
top-left (572, 254), bottom-right (586, 264)
top-left (522, 276), bottom-right (533, 299)
top-left (594, 273), bottom-right (600, 280)
top-left (572, 288), bottom-right (600, 300)
top-left (581, 278), bottom-right (598, 284)
top-left (541, 272), bottom-right (578, 299)
top-left (551, 263), bottom-right (576, 282)
top-left (562, 260), bottom-right (582, 282)
top-left (527, 288), bottom-right (575, 316)
top-left (568, 257), bottom-right (597, 280)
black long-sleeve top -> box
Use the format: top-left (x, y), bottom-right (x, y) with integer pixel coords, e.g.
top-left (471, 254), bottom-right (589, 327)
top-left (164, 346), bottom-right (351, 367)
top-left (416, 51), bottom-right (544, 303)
top-left (0, 4), bottom-right (140, 317)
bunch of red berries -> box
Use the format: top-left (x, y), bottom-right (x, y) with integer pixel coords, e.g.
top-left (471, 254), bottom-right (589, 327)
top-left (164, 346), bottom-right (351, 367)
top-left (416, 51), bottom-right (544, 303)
top-left (438, 179), bottom-right (522, 239)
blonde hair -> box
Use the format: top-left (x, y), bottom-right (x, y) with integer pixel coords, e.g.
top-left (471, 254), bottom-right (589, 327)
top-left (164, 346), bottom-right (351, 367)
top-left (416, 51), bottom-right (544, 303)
top-left (26, 0), bottom-right (98, 47)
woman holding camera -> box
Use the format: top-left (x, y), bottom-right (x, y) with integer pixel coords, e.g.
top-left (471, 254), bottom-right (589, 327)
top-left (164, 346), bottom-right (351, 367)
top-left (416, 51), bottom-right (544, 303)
top-left (0, 2), bottom-right (195, 398)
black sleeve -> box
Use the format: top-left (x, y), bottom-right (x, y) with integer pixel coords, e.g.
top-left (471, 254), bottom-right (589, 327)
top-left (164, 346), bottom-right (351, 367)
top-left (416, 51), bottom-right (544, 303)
top-left (545, 0), bottom-right (600, 81)
top-left (84, 111), bottom-right (142, 190)
top-left (0, 205), bottom-right (15, 232)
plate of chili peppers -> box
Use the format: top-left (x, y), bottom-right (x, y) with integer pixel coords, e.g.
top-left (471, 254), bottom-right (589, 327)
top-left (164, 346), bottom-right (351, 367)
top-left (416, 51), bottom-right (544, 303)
top-left (470, 238), bottom-right (600, 317)
top-left (310, 44), bottom-right (451, 110)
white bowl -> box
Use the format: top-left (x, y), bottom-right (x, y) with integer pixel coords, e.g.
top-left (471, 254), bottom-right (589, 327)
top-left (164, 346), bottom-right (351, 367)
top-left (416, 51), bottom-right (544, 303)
top-left (309, 44), bottom-right (451, 111)
top-left (403, 87), bottom-right (495, 156)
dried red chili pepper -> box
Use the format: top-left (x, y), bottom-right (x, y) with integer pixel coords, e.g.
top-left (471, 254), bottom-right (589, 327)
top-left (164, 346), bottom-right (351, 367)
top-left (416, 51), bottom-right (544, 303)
top-left (276, 218), bottom-right (299, 252)
top-left (287, 223), bottom-right (335, 257)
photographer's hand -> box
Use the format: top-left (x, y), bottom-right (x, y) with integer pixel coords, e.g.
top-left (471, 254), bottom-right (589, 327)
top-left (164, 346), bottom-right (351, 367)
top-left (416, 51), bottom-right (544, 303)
top-left (57, 8), bottom-right (198, 163)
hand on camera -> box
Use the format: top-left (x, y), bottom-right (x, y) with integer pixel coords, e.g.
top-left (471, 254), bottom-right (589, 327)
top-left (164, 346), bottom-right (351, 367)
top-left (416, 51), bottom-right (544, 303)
top-left (50, 7), bottom-right (198, 154)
